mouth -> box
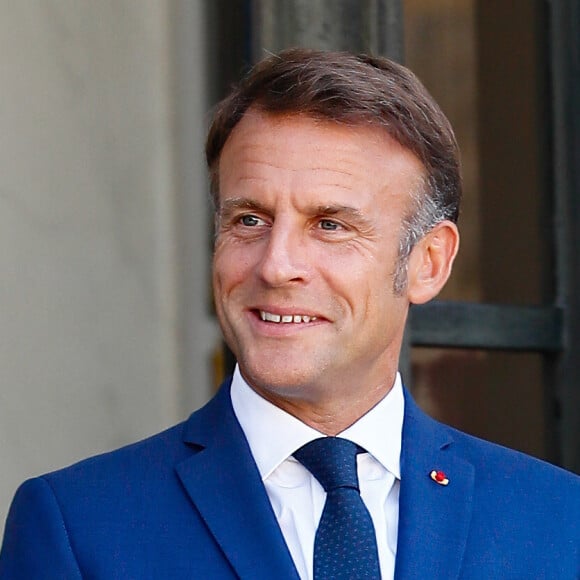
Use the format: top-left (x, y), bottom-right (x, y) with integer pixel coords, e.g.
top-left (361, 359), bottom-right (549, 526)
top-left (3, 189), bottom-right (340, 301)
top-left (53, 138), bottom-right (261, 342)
top-left (255, 309), bottom-right (319, 324)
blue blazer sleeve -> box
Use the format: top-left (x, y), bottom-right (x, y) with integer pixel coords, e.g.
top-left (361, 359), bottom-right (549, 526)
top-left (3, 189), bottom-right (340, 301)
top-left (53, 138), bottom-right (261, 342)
top-left (0, 478), bottom-right (82, 579)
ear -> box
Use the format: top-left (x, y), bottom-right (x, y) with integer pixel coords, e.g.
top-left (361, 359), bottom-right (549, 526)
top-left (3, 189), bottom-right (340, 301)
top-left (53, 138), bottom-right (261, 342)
top-left (406, 221), bottom-right (459, 304)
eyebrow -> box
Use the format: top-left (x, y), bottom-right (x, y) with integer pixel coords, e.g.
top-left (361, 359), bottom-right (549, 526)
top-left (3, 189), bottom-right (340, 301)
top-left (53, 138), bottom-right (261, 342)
top-left (218, 198), bottom-right (373, 228)
top-left (313, 204), bottom-right (374, 228)
top-left (218, 197), bottom-right (269, 217)
top-left (314, 204), bottom-right (363, 217)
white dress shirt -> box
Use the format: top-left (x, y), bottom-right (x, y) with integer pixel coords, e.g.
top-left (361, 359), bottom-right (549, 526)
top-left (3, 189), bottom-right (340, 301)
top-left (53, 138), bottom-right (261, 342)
top-left (231, 365), bottom-right (404, 580)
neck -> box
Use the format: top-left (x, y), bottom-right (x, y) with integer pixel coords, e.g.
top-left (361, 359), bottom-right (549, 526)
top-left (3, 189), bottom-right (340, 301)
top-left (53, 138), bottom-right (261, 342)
top-left (251, 376), bottom-right (396, 435)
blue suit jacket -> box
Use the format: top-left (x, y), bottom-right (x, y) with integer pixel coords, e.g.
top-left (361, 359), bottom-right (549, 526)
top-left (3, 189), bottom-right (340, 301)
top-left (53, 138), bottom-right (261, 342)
top-left (1, 378), bottom-right (579, 579)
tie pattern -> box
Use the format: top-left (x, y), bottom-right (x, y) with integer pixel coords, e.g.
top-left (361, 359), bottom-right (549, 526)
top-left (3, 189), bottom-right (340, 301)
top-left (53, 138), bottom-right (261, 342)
top-left (294, 437), bottom-right (381, 579)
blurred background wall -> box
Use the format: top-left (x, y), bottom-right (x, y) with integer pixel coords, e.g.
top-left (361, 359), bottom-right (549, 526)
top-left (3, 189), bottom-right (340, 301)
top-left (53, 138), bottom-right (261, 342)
top-left (0, 1), bottom-right (220, 531)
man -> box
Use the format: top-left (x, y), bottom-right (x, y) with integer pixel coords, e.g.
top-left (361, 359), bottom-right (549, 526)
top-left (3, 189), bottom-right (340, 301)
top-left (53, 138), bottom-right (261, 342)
top-left (1, 48), bottom-right (579, 579)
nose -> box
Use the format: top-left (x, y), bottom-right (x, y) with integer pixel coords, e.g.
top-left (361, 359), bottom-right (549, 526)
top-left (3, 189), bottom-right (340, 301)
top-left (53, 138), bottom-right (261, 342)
top-left (256, 221), bottom-right (309, 287)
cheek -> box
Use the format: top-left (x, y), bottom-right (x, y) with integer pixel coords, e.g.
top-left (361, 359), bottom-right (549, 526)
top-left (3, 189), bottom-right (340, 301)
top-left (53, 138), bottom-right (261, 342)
top-left (353, 267), bottom-right (402, 327)
top-left (213, 245), bottom-right (254, 297)
top-left (331, 249), bottom-right (394, 296)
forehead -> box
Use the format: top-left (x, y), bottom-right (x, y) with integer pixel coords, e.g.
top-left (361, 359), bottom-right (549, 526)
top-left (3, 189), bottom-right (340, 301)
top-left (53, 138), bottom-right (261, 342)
top-left (223, 108), bottom-right (407, 159)
top-left (219, 109), bottom-right (425, 218)
top-left (218, 109), bottom-right (425, 197)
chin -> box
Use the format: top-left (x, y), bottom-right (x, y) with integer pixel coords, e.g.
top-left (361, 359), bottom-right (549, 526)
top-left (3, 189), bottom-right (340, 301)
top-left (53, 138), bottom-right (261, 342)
top-left (238, 357), bottom-right (324, 399)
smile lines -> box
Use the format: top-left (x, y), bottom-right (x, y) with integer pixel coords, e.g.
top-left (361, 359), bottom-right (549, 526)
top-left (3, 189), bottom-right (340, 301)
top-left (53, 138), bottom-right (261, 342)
top-left (259, 310), bottom-right (318, 324)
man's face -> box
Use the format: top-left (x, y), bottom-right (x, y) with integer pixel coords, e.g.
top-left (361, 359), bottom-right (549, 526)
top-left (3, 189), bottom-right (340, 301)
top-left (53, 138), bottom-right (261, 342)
top-left (212, 110), bottom-right (426, 409)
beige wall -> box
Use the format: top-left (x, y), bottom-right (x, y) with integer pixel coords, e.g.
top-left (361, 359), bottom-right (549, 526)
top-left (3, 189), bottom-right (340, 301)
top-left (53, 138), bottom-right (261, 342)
top-left (0, 1), bottom-right (216, 532)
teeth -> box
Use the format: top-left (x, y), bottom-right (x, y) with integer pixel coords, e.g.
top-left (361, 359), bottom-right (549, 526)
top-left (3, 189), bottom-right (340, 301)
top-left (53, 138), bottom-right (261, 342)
top-left (259, 311), bottom-right (318, 324)
top-left (264, 312), bottom-right (281, 323)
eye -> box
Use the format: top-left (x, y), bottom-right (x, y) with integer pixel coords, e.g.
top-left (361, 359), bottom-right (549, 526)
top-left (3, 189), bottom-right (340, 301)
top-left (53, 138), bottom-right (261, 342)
top-left (240, 214), bottom-right (265, 227)
top-left (318, 219), bottom-right (341, 231)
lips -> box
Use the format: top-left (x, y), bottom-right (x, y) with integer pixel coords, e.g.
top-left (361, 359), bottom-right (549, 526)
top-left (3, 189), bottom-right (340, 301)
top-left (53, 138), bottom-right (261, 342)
top-left (258, 310), bottom-right (319, 324)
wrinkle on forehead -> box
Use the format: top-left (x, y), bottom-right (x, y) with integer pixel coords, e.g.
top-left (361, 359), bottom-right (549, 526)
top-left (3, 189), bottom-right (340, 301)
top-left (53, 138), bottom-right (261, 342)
top-left (224, 139), bottom-right (369, 177)
top-left (221, 152), bottom-right (377, 206)
top-left (219, 109), bottom-right (426, 218)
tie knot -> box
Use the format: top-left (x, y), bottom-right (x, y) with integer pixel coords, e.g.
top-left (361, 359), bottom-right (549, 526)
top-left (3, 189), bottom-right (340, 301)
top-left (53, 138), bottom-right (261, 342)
top-left (294, 437), bottom-right (361, 492)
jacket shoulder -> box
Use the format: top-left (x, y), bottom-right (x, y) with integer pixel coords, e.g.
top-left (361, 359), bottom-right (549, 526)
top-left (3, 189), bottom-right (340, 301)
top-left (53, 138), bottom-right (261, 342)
top-left (45, 419), bottom-right (190, 488)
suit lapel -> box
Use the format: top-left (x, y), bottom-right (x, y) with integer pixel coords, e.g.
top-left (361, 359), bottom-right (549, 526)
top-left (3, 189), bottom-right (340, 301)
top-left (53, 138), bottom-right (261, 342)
top-left (395, 391), bottom-right (475, 580)
top-left (176, 380), bottom-right (300, 580)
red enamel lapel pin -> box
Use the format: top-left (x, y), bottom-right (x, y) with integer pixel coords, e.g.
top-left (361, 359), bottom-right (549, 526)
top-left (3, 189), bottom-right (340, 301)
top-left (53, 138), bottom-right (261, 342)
top-left (430, 470), bottom-right (449, 486)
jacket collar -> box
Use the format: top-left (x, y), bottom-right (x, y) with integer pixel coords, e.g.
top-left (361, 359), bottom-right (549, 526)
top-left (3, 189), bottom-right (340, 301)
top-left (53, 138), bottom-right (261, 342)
top-left (176, 378), bottom-right (300, 580)
top-left (394, 389), bottom-right (475, 579)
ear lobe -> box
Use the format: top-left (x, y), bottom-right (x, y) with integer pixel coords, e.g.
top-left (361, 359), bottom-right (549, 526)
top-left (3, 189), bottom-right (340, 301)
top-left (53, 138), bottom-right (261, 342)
top-left (406, 221), bottom-right (459, 304)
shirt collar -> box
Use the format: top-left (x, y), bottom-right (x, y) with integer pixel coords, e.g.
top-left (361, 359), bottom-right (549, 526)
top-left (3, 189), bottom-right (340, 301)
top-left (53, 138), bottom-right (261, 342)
top-left (231, 365), bottom-right (404, 481)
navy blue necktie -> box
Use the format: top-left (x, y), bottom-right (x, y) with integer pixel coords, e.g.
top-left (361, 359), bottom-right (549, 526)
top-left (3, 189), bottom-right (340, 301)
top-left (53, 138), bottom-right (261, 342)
top-left (294, 437), bottom-right (381, 579)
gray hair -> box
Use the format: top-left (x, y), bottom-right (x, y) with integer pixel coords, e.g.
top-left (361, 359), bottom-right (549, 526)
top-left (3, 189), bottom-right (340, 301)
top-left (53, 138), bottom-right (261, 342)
top-left (393, 176), bottom-right (456, 294)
